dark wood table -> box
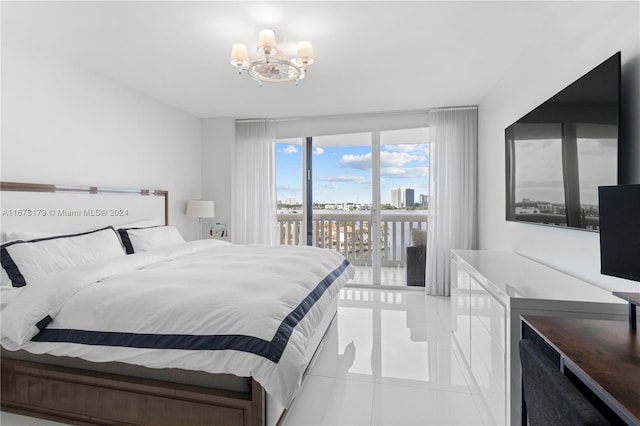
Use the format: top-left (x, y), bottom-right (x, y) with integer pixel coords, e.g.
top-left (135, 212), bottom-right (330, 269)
top-left (613, 292), bottom-right (640, 330)
top-left (521, 315), bottom-right (640, 425)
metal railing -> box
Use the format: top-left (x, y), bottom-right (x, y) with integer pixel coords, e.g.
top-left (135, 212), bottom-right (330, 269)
top-left (277, 211), bottom-right (428, 266)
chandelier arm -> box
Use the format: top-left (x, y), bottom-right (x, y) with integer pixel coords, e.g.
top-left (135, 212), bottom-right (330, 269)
top-left (247, 57), bottom-right (302, 83)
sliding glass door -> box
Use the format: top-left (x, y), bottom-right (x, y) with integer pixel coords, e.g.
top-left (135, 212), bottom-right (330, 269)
top-left (275, 127), bottom-right (429, 287)
top-left (311, 133), bottom-right (374, 285)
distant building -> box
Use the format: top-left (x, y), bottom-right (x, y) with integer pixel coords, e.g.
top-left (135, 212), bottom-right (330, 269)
top-left (419, 194), bottom-right (429, 207)
top-left (405, 188), bottom-right (415, 207)
top-left (391, 188), bottom-right (402, 208)
top-left (284, 197), bottom-right (297, 205)
top-left (516, 206), bottom-right (540, 214)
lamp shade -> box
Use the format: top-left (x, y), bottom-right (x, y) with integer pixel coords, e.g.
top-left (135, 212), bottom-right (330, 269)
top-left (295, 41), bottom-right (315, 65)
top-left (186, 200), bottom-right (215, 218)
top-left (230, 43), bottom-right (249, 68)
top-left (257, 29), bottom-right (277, 55)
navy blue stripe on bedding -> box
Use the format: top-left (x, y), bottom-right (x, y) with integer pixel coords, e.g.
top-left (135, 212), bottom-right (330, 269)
top-left (31, 259), bottom-right (351, 363)
top-left (117, 229), bottom-right (135, 254)
top-left (35, 315), bottom-right (53, 331)
top-left (0, 245), bottom-right (26, 287)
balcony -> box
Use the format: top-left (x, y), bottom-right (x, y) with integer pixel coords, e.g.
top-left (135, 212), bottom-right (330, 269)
top-left (277, 211), bottom-right (428, 272)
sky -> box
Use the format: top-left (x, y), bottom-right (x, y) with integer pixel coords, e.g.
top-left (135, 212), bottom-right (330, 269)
top-left (514, 137), bottom-right (617, 205)
top-left (276, 140), bottom-right (429, 205)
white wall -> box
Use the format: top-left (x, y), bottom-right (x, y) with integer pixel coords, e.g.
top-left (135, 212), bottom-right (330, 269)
top-left (276, 110), bottom-right (429, 138)
top-left (477, 2), bottom-right (640, 292)
top-left (201, 118), bottom-right (235, 237)
top-left (1, 43), bottom-right (203, 239)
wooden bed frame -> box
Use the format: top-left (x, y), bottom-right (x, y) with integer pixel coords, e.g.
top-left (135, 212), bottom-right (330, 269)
top-left (1, 358), bottom-right (265, 426)
top-left (0, 182), bottom-right (271, 425)
top-left (0, 181), bottom-right (169, 226)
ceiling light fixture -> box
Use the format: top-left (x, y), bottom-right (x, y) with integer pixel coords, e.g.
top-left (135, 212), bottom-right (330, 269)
top-left (230, 29), bottom-right (315, 86)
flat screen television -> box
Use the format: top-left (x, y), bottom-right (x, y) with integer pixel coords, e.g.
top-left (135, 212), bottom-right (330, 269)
top-left (505, 52), bottom-right (621, 231)
top-left (598, 184), bottom-right (640, 282)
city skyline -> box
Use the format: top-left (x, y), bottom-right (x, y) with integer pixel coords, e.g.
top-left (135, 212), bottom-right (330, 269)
top-left (389, 187), bottom-right (423, 208)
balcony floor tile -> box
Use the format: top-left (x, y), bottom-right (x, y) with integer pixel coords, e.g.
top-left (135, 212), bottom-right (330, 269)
top-left (351, 265), bottom-right (413, 286)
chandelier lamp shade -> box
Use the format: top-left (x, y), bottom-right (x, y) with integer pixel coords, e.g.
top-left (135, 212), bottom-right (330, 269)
top-left (230, 29), bottom-right (315, 85)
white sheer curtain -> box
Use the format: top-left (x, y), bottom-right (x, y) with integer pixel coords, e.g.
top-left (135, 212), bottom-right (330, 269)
top-left (426, 107), bottom-right (478, 296)
top-left (231, 120), bottom-right (278, 245)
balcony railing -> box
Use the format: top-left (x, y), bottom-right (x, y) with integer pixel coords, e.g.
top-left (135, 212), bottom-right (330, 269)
top-left (277, 211), bottom-right (428, 267)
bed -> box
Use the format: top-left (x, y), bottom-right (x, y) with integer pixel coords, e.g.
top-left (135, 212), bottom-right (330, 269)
top-left (0, 181), bottom-right (354, 426)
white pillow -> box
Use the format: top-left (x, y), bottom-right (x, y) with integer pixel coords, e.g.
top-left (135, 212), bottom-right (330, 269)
top-left (1, 286), bottom-right (22, 310)
top-left (0, 227), bottom-right (125, 288)
top-left (117, 226), bottom-right (185, 254)
top-left (1, 268), bottom-right (11, 287)
top-left (113, 217), bottom-right (163, 229)
top-left (3, 230), bottom-right (63, 243)
top-left (1, 230), bottom-right (69, 286)
top-left (1, 219), bottom-right (163, 247)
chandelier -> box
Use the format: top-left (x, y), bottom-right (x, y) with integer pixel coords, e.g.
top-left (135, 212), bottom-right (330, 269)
top-left (230, 29), bottom-right (315, 85)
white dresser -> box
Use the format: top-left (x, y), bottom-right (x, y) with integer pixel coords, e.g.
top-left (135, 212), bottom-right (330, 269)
top-left (450, 250), bottom-right (628, 425)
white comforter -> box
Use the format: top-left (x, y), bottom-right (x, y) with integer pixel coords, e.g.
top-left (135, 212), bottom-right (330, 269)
top-left (1, 240), bottom-right (354, 406)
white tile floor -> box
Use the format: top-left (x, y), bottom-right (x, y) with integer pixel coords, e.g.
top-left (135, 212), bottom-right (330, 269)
top-left (1, 288), bottom-right (492, 426)
top-left (0, 413), bottom-right (65, 426)
top-left (282, 288), bottom-right (491, 425)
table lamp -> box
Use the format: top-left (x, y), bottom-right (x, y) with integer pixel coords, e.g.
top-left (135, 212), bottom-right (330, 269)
top-left (186, 200), bottom-right (215, 239)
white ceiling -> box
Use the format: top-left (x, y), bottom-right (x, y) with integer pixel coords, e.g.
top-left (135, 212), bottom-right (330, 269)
top-left (2, 1), bottom-right (583, 119)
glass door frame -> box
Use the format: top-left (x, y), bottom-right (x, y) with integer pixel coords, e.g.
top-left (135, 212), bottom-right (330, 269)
top-left (304, 137), bottom-right (313, 246)
top-left (371, 131), bottom-right (382, 286)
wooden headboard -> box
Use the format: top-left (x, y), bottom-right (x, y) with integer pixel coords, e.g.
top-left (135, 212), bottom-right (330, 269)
top-left (0, 182), bottom-right (168, 235)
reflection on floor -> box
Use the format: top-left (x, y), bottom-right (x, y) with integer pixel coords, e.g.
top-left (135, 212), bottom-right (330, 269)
top-left (281, 288), bottom-right (492, 425)
top-left (1, 288), bottom-right (492, 426)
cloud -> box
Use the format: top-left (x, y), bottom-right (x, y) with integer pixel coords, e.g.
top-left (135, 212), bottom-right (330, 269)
top-left (318, 175), bottom-right (370, 184)
top-left (313, 147), bottom-right (325, 155)
top-left (282, 145), bottom-right (298, 154)
top-left (321, 183), bottom-right (337, 189)
top-left (384, 144), bottom-right (429, 156)
top-left (576, 139), bottom-right (617, 156)
top-left (340, 153), bottom-right (372, 170)
top-left (518, 139), bottom-right (559, 152)
top-left (339, 151), bottom-right (426, 172)
top-left (381, 167), bottom-right (429, 178)
top-left (381, 151), bottom-right (424, 167)
top-left (517, 179), bottom-right (564, 189)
